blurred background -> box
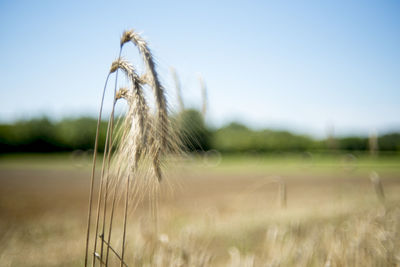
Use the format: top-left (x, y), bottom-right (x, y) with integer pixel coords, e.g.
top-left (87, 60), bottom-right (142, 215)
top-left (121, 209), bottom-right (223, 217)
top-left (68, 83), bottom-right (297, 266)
top-left (1, 0), bottom-right (400, 153)
top-left (1, 1), bottom-right (400, 266)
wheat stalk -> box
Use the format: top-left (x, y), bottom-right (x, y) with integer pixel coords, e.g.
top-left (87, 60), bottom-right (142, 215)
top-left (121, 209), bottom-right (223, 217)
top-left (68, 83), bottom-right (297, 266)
top-left (90, 46), bottom-right (126, 266)
top-left (278, 178), bottom-right (287, 209)
top-left (85, 29), bottom-right (178, 267)
top-left (108, 59), bottom-right (151, 266)
top-left (170, 67), bottom-right (184, 112)
top-left (198, 74), bottom-right (207, 118)
top-left (370, 171), bottom-right (385, 205)
top-left (84, 73), bottom-right (111, 267)
top-left (368, 130), bottom-right (379, 156)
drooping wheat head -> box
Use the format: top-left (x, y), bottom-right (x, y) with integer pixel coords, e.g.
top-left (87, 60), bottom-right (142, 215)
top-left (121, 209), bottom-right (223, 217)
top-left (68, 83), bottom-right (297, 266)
top-left (85, 29), bottom-right (181, 267)
top-left (110, 58), bottom-right (149, 171)
top-left (120, 29), bottom-right (169, 182)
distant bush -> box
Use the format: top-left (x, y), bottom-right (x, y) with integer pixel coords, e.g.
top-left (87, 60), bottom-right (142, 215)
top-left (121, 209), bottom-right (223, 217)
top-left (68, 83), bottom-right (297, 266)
top-left (0, 117), bottom-right (59, 152)
top-left (337, 137), bottom-right (368, 151)
top-left (379, 133), bottom-right (400, 151)
top-left (212, 122), bottom-right (314, 153)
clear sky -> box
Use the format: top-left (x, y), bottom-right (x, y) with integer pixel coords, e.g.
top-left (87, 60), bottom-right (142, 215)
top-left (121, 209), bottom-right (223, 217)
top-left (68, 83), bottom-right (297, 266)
top-left (0, 0), bottom-right (399, 137)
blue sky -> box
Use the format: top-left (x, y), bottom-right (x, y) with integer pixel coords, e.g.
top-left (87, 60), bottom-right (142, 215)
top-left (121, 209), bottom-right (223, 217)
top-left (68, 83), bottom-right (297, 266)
top-left (0, 0), bottom-right (399, 137)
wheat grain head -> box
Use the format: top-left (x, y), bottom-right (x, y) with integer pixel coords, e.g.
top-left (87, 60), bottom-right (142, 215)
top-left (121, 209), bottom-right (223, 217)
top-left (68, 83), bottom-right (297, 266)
top-left (120, 29), bottom-right (168, 182)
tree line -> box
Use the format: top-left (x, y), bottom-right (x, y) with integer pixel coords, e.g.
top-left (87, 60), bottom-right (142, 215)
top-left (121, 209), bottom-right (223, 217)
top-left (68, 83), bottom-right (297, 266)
top-left (0, 111), bottom-right (399, 154)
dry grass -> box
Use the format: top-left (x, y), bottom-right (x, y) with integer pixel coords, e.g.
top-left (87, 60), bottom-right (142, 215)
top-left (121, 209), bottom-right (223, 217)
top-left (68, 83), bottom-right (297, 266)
top-left (1, 155), bottom-right (400, 266)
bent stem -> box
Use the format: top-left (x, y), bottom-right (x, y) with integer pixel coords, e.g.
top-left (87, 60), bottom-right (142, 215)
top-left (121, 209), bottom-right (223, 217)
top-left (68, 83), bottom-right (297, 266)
top-left (84, 73), bottom-right (111, 267)
top-left (92, 48), bottom-right (122, 266)
top-left (92, 108), bottom-right (113, 266)
top-left (99, 49), bottom-right (122, 263)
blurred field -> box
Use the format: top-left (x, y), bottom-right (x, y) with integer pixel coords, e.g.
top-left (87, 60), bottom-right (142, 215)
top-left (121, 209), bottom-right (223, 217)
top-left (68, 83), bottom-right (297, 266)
top-left (0, 153), bottom-right (400, 266)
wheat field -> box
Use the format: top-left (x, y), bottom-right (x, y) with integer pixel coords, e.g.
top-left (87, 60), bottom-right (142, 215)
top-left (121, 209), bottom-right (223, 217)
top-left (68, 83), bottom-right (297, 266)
top-left (0, 153), bottom-right (399, 266)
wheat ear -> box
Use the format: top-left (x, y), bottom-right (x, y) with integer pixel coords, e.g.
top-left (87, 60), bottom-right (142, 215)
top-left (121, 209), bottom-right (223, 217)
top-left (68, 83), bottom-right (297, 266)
top-left (121, 29), bottom-right (168, 182)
